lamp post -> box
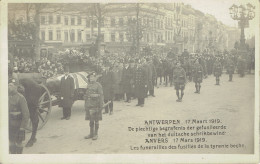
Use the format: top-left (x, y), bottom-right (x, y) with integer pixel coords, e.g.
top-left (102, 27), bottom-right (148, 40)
top-left (229, 3), bottom-right (255, 50)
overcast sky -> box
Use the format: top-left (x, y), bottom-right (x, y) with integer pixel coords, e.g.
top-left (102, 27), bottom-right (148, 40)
top-left (178, 0), bottom-right (258, 38)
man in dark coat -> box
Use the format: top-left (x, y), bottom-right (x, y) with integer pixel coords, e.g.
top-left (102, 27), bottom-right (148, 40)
top-left (121, 61), bottom-right (134, 102)
top-left (192, 59), bottom-right (203, 94)
top-left (173, 61), bottom-right (186, 102)
top-left (133, 59), bottom-right (148, 107)
top-left (100, 66), bottom-right (115, 115)
top-left (84, 72), bottom-right (104, 140)
top-left (146, 58), bottom-right (157, 96)
top-left (213, 58), bottom-right (222, 85)
top-left (237, 56), bottom-right (246, 77)
top-left (60, 66), bottom-right (75, 120)
top-left (226, 58), bottom-right (235, 81)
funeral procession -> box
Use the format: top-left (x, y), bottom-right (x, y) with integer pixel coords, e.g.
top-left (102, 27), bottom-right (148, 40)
top-left (5, 2), bottom-right (256, 154)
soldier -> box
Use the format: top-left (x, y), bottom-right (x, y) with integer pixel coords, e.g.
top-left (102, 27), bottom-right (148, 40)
top-left (237, 56), bottom-right (246, 77)
top-left (173, 61), bottom-right (186, 102)
top-left (133, 59), bottom-right (148, 107)
top-left (84, 72), bottom-right (104, 140)
top-left (226, 57), bottom-right (235, 81)
top-left (99, 65), bottom-right (115, 115)
top-left (212, 58), bottom-right (222, 85)
top-left (60, 66), bottom-right (75, 120)
top-left (9, 81), bottom-right (30, 154)
top-left (192, 59), bottom-right (203, 94)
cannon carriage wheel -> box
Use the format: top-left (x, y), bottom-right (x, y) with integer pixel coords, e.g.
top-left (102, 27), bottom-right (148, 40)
top-left (25, 84), bottom-right (52, 131)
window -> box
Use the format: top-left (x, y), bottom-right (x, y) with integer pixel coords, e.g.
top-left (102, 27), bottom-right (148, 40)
top-left (119, 33), bottom-right (124, 42)
top-left (70, 30), bottom-right (75, 42)
top-left (100, 34), bottom-right (104, 42)
top-left (65, 16), bottom-right (68, 25)
top-left (56, 30), bottom-right (61, 40)
top-left (119, 18), bottom-right (124, 26)
top-left (111, 33), bottom-right (115, 42)
top-left (111, 18), bottom-right (115, 27)
top-left (92, 20), bottom-right (97, 28)
top-left (49, 30), bottom-right (53, 40)
top-left (78, 30), bottom-right (82, 42)
top-left (71, 18), bottom-right (75, 25)
top-left (41, 31), bottom-right (45, 40)
top-left (100, 19), bottom-right (104, 27)
top-left (41, 16), bottom-right (45, 24)
top-left (78, 17), bottom-right (81, 25)
top-left (86, 34), bottom-right (90, 41)
top-left (64, 31), bottom-right (68, 42)
top-left (57, 15), bottom-right (61, 24)
top-left (86, 19), bottom-right (90, 27)
top-left (49, 15), bottom-right (53, 24)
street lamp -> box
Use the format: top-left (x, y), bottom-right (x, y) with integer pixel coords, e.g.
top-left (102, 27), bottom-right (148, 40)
top-left (229, 3), bottom-right (255, 50)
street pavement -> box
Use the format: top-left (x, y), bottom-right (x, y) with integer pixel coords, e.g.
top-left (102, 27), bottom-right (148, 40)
top-left (23, 73), bottom-right (255, 154)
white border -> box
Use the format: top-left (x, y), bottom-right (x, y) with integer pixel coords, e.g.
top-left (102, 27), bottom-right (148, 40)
top-left (0, 0), bottom-right (259, 163)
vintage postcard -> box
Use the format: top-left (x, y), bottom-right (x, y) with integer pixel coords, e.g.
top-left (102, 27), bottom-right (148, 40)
top-left (0, 0), bottom-right (259, 163)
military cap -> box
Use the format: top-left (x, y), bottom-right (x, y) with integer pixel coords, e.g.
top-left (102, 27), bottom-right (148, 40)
top-left (87, 71), bottom-right (96, 78)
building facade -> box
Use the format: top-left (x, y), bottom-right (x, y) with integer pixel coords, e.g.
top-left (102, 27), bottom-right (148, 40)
top-left (8, 3), bottom-right (240, 55)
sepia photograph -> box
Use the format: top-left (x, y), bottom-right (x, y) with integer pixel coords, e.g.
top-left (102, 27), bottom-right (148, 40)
top-left (0, 0), bottom-right (259, 163)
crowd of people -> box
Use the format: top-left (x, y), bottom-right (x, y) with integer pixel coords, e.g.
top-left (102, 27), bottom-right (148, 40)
top-left (8, 47), bottom-right (255, 153)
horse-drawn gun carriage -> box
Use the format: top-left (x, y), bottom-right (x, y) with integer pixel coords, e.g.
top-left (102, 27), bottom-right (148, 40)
top-left (13, 71), bottom-right (90, 131)
top-left (11, 71), bottom-right (90, 147)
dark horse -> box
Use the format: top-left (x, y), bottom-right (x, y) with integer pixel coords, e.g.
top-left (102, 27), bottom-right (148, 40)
top-left (18, 78), bottom-right (48, 147)
top-left (18, 76), bottom-right (60, 147)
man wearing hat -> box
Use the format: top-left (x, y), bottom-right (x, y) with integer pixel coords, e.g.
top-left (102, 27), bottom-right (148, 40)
top-left (84, 72), bottom-right (104, 140)
top-left (173, 61), bottom-right (186, 102)
top-left (121, 60), bottom-right (134, 103)
top-left (8, 80), bottom-right (30, 153)
top-left (133, 59), bottom-right (148, 107)
top-left (100, 65), bottom-right (115, 115)
top-left (212, 58), bottom-right (222, 85)
top-left (60, 65), bottom-right (75, 120)
top-left (192, 59), bottom-right (203, 93)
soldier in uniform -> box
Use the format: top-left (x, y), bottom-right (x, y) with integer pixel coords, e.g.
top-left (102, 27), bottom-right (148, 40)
top-left (173, 61), bottom-right (186, 102)
top-left (84, 72), bottom-right (104, 140)
top-left (212, 58), bottom-right (222, 85)
top-left (226, 57), bottom-right (235, 81)
top-left (60, 66), bottom-right (75, 120)
top-left (9, 81), bottom-right (30, 154)
top-left (133, 59), bottom-right (148, 107)
top-left (192, 59), bottom-right (203, 94)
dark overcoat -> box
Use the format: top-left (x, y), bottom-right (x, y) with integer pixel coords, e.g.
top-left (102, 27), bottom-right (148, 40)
top-left (113, 67), bottom-right (123, 95)
top-left (133, 66), bottom-right (148, 99)
top-left (60, 75), bottom-right (75, 108)
top-left (121, 66), bottom-right (134, 94)
top-left (100, 70), bottom-right (115, 100)
top-left (226, 59), bottom-right (235, 74)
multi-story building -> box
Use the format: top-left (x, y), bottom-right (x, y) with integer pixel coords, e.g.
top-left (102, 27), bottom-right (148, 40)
top-left (8, 3), bottom-right (240, 56)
